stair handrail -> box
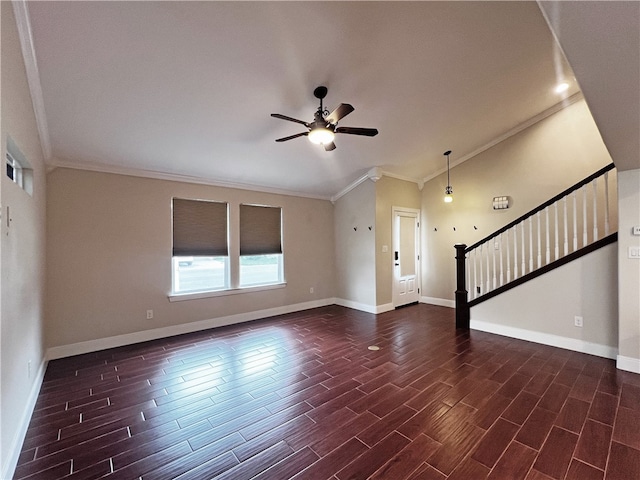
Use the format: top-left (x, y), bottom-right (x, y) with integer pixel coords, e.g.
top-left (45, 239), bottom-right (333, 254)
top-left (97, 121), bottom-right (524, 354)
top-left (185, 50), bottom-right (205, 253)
top-left (455, 162), bottom-right (617, 329)
top-left (466, 163), bottom-right (615, 253)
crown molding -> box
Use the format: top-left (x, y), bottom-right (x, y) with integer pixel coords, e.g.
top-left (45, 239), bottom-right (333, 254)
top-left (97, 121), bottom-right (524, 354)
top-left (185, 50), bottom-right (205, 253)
top-left (14, 0), bottom-right (582, 204)
top-left (12, 0), bottom-right (52, 162)
top-left (422, 92), bottom-right (584, 184)
top-left (368, 167), bottom-right (383, 182)
top-left (380, 170), bottom-right (425, 190)
top-left (331, 168), bottom-right (424, 203)
top-left (46, 92), bottom-right (583, 205)
top-left (330, 172), bottom-right (370, 203)
top-left (48, 157), bottom-right (333, 201)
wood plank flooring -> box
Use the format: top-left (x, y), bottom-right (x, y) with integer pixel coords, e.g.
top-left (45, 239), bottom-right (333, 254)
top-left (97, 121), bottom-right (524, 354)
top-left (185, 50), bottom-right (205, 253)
top-left (14, 304), bottom-right (640, 479)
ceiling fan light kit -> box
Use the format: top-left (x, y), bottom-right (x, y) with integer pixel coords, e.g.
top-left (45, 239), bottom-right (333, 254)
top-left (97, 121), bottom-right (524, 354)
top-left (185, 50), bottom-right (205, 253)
top-left (308, 127), bottom-right (334, 145)
top-left (271, 85), bottom-right (378, 151)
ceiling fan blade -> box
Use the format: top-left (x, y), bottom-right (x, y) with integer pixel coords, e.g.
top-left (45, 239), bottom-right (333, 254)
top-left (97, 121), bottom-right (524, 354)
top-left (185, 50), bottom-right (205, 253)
top-left (335, 126), bottom-right (379, 137)
top-left (271, 113), bottom-right (310, 127)
top-left (275, 132), bottom-right (308, 142)
top-left (324, 142), bottom-right (336, 151)
top-left (326, 103), bottom-right (354, 124)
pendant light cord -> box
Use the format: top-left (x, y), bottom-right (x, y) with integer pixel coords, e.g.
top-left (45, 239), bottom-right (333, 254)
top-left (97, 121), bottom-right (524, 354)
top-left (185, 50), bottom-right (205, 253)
top-left (444, 150), bottom-right (452, 190)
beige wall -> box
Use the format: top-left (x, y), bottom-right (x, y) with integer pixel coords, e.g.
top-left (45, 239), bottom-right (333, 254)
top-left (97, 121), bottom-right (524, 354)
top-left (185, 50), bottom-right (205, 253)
top-left (421, 99), bottom-right (614, 302)
top-left (472, 242), bottom-right (618, 355)
top-left (539, 1), bottom-right (639, 372)
top-left (1, 3), bottom-right (47, 477)
top-left (334, 179), bottom-right (376, 309)
top-left (46, 168), bottom-right (335, 348)
top-left (617, 169), bottom-right (640, 369)
top-left (374, 176), bottom-right (422, 306)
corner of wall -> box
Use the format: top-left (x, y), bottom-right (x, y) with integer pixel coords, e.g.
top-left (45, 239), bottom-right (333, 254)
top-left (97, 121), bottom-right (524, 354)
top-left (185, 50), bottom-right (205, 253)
top-left (0, 358), bottom-right (47, 480)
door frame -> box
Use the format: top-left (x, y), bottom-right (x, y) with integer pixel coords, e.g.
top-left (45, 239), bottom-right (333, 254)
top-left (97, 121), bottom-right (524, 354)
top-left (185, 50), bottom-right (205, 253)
top-left (392, 206), bottom-right (421, 308)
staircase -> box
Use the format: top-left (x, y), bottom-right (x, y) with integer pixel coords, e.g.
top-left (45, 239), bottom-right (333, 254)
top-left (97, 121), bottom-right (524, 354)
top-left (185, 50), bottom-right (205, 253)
top-left (454, 163), bottom-right (617, 328)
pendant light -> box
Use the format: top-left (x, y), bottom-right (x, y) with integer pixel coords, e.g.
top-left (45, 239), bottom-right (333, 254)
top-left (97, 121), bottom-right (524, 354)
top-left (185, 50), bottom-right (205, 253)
top-left (444, 150), bottom-right (453, 203)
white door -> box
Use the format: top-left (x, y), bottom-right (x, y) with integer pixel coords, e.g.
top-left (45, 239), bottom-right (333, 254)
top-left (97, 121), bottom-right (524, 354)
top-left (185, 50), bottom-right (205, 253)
top-left (392, 208), bottom-right (420, 307)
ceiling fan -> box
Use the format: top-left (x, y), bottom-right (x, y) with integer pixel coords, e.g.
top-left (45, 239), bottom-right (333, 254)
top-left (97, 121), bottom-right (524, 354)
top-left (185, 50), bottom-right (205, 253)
top-left (271, 86), bottom-right (378, 151)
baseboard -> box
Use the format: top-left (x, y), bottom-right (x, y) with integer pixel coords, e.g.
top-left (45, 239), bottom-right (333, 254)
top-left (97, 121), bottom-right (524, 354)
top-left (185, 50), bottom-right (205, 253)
top-left (420, 296), bottom-right (455, 308)
top-left (47, 298), bottom-right (335, 360)
top-left (337, 296), bottom-right (454, 312)
top-left (376, 303), bottom-right (395, 314)
top-left (617, 355), bottom-right (640, 374)
top-left (334, 298), bottom-right (394, 314)
top-left (470, 319), bottom-right (618, 360)
top-left (2, 357), bottom-right (47, 480)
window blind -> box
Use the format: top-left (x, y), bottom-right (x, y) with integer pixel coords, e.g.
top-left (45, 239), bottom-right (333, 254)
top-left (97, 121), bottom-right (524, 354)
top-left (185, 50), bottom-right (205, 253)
top-left (172, 198), bottom-right (228, 256)
top-left (240, 204), bottom-right (282, 255)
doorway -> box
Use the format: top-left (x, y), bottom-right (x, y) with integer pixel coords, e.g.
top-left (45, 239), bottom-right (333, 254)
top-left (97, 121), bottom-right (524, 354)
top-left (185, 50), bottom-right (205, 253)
top-left (392, 207), bottom-right (421, 308)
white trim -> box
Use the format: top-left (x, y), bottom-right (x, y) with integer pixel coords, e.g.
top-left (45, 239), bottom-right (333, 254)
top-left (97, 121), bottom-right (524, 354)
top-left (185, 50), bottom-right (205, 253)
top-left (334, 298), bottom-right (394, 314)
top-left (376, 303), bottom-right (395, 314)
top-left (617, 355), bottom-right (640, 374)
top-left (49, 159), bottom-right (332, 201)
top-left (53, 156), bottom-right (427, 205)
top-left (43, 91), bottom-right (581, 203)
top-left (420, 296), bottom-right (455, 308)
top-left (169, 282), bottom-right (286, 302)
top-left (331, 169), bottom-right (424, 203)
top-left (367, 167), bottom-right (383, 182)
top-left (392, 207), bottom-right (422, 308)
top-left (470, 319), bottom-right (618, 360)
top-left (2, 357), bottom-right (47, 480)
top-left (331, 173), bottom-right (370, 203)
top-left (421, 93), bottom-right (584, 184)
top-left (12, 0), bottom-right (52, 161)
top-left (46, 298), bottom-right (334, 361)
top-left (382, 170), bottom-right (424, 187)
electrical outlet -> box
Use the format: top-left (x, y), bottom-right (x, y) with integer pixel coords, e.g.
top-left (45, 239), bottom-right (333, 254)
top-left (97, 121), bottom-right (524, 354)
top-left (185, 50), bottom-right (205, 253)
top-left (146, 309), bottom-right (154, 319)
top-left (574, 316), bottom-right (583, 327)
top-left (309, 287), bottom-right (314, 294)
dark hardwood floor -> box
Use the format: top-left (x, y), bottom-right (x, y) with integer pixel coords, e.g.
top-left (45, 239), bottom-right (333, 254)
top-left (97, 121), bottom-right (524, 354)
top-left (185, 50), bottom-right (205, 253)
top-left (14, 304), bottom-right (640, 479)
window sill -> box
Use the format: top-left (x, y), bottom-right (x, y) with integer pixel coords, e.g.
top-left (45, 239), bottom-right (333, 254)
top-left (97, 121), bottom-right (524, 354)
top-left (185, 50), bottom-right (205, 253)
top-left (168, 282), bottom-right (286, 302)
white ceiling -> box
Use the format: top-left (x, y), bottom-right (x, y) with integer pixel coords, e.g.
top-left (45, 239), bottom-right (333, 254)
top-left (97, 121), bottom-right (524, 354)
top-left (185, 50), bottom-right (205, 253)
top-left (24, 1), bottom-right (580, 199)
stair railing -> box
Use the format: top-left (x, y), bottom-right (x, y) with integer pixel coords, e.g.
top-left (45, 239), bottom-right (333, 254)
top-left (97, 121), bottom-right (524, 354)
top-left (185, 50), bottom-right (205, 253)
top-left (455, 163), bottom-right (617, 329)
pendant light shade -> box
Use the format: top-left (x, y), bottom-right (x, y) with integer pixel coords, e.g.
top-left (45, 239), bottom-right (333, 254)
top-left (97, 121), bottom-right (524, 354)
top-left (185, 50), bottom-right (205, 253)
top-left (444, 150), bottom-right (453, 203)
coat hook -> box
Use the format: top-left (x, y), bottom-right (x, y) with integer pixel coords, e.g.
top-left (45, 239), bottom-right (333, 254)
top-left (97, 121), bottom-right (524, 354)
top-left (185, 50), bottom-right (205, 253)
top-left (353, 226), bottom-right (357, 231)
top-left (474, 225), bottom-right (478, 230)
top-left (368, 226), bottom-right (372, 231)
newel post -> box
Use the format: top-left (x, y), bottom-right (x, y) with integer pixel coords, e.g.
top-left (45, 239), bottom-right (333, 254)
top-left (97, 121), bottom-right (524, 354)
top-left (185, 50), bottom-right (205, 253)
top-left (455, 244), bottom-right (470, 329)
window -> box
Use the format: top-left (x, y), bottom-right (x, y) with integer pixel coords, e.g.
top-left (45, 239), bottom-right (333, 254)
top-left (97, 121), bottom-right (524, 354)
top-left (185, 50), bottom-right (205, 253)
top-left (6, 152), bottom-right (23, 187)
top-left (239, 204), bottom-right (283, 287)
top-left (5, 137), bottom-right (33, 195)
top-left (240, 254), bottom-right (283, 287)
top-left (172, 198), bottom-right (228, 294)
top-left (171, 199), bottom-right (284, 298)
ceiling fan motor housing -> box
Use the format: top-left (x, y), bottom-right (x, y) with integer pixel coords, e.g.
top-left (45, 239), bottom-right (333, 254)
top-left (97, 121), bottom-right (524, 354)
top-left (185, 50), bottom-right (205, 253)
top-left (313, 86), bottom-right (328, 99)
top-left (313, 110), bottom-right (332, 130)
